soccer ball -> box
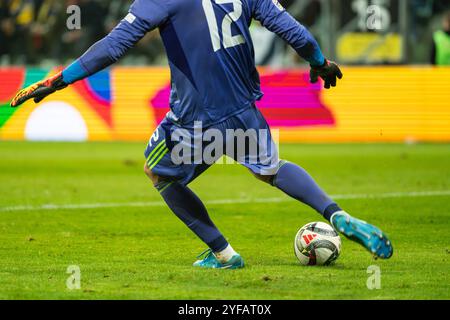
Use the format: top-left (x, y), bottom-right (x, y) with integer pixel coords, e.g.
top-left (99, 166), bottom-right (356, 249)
top-left (294, 222), bottom-right (341, 266)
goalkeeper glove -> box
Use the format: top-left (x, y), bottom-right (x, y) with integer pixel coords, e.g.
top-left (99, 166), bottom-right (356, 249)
top-left (10, 72), bottom-right (68, 108)
top-left (310, 60), bottom-right (343, 89)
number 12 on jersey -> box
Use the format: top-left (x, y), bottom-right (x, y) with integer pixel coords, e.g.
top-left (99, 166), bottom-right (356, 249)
top-left (202, 0), bottom-right (246, 52)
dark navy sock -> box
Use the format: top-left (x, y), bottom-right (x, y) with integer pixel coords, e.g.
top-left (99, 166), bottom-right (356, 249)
top-left (273, 162), bottom-right (342, 221)
top-left (156, 181), bottom-right (228, 252)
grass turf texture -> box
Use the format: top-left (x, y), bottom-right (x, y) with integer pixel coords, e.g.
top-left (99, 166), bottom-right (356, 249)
top-left (0, 142), bottom-right (449, 300)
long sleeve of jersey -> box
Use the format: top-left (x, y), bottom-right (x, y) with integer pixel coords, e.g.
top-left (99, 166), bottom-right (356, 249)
top-left (62, 0), bottom-right (168, 84)
top-left (252, 0), bottom-right (325, 66)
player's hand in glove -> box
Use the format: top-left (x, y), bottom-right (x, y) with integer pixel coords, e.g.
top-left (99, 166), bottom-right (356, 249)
top-left (310, 60), bottom-right (343, 89)
top-left (10, 72), bottom-right (68, 107)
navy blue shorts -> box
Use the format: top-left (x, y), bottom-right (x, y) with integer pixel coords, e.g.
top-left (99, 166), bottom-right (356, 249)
top-left (144, 106), bottom-right (279, 185)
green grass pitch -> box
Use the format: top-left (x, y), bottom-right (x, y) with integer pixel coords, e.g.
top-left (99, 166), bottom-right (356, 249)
top-left (0, 141), bottom-right (448, 300)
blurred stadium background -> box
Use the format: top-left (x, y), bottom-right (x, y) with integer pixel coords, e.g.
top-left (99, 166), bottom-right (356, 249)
top-left (0, 0), bottom-right (450, 142)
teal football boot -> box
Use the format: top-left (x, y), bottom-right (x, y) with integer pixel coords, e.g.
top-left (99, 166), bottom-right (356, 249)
top-left (193, 249), bottom-right (245, 269)
top-left (331, 211), bottom-right (393, 259)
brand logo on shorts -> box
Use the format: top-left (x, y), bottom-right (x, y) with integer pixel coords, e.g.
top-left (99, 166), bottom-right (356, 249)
top-left (124, 13), bottom-right (136, 24)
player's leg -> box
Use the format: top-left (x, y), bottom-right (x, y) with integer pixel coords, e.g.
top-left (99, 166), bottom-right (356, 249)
top-left (238, 107), bottom-right (393, 259)
top-left (267, 163), bottom-right (393, 259)
top-left (254, 163), bottom-right (394, 259)
top-left (227, 107), bottom-right (336, 217)
top-left (267, 160), bottom-right (340, 221)
top-left (143, 164), bottom-right (224, 250)
top-left (144, 165), bottom-right (243, 269)
top-left (251, 158), bottom-right (342, 228)
top-left (144, 121), bottom-right (244, 269)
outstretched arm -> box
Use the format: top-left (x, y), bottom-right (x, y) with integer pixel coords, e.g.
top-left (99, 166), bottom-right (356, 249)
top-left (10, 0), bottom-right (168, 107)
top-left (62, 14), bottom-right (158, 84)
top-left (252, 0), bottom-right (342, 88)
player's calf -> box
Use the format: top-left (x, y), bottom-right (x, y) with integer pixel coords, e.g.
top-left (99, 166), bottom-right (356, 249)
top-left (263, 160), bottom-right (393, 259)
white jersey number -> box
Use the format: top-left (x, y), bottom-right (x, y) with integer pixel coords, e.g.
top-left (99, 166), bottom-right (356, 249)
top-left (202, 0), bottom-right (246, 52)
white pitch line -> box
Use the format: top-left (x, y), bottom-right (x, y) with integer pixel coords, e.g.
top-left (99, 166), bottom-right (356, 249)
top-left (0, 190), bottom-right (449, 213)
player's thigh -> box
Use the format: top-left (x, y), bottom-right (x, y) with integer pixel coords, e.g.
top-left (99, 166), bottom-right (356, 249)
top-left (144, 119), bottom-right (212, 185)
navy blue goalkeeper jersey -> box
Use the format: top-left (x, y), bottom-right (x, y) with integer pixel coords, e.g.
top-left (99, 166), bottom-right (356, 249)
top-left (63, 0), bottom-right (324, 127)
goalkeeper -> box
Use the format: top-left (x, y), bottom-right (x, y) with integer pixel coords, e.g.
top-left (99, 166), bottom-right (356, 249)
top-left (11, 0), bottom-right (392, 269)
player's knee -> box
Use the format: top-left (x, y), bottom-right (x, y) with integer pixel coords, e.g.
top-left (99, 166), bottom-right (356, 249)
top-left (253, 173), bottom-right (275, 185)
top-left (252, 160), bottom-right (287, 185)
top-left (144, 163), bottom-right (160, 185)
